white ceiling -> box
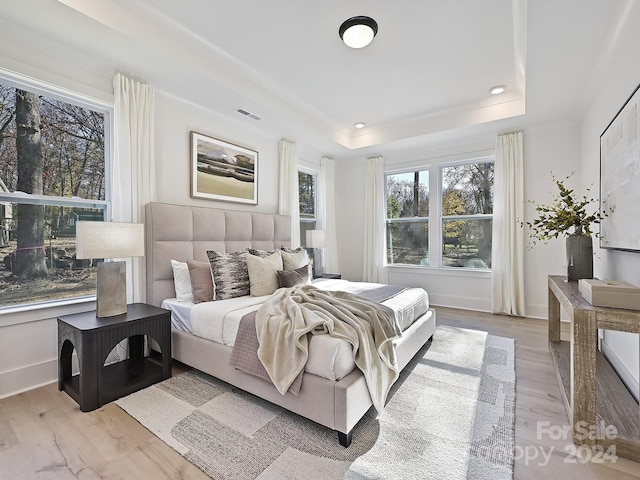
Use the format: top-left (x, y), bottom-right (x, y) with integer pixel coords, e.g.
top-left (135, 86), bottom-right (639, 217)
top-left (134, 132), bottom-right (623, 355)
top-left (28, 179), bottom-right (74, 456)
top-left (3, 0), bottom-right (637, 157)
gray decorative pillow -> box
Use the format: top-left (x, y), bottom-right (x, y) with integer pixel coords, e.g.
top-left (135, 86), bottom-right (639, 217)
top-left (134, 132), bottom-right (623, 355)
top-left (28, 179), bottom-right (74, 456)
top-left (186, 259), bottom-right (214, 303)
top-left (206, 250), bottom-right (250, 299)
top-left (280, 246), bottom-right (305, 253)
top-left (246, 251), bottom-right (283, 296)
top-left (248, 248), bottom-right (277, 258)
top-left (277, 264), bottom-right (311, 288)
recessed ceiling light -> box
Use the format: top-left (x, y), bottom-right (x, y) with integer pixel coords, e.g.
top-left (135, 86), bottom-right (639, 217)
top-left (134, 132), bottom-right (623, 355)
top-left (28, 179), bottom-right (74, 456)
top-left (354, 122), bottom-right (366, 129)
top-left (490, 85), bottom-right (506, 95)
top-left (339, 16), bottom-right (378, 49)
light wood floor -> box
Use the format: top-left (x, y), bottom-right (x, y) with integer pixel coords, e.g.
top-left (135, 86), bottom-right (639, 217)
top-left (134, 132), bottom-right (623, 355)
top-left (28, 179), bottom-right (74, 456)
top-left (1, 307), bottom-right (639, 479)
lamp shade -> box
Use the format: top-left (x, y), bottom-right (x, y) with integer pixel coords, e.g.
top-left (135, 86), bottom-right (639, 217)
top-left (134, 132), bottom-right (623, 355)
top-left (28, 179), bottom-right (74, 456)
top-left (76, 221), bottom-right (144, 259)
top-left (306, 229), bottom-right (326, 248)
top-left (339, 16), bottom-right (378, 49)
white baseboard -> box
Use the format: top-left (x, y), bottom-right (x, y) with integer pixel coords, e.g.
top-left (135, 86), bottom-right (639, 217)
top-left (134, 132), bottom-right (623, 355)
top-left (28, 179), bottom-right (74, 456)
top-left (0, 348), bottom-right (139, 400)
top-left (429, 293), bottom-right (492, 313)
top-left (0, 357), bottom-right (58, 400)
top-left (525, 303), bottom-right (547, 319)
top-left (602, 340), bottom-right (640, 402)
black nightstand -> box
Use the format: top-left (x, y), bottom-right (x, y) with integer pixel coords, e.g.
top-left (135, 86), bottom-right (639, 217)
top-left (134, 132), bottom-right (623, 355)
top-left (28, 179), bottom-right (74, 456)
top-left (58, 303), bottom-right (171, 412)
top-left (313, 273), bottom-right (342, 279)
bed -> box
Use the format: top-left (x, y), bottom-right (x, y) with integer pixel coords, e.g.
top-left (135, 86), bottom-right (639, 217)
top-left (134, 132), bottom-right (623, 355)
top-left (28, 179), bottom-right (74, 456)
top-left (144, 202), bottom-right (436, 446)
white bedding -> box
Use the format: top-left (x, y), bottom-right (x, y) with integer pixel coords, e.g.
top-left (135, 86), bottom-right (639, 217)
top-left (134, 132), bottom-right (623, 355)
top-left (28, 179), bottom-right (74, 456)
top-left (162, 280), bottom-right (429, 381)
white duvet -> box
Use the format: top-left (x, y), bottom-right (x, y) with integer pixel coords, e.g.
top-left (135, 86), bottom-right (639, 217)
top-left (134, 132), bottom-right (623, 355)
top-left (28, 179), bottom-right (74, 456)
top-left (162, 279), bottom-right (429, 382)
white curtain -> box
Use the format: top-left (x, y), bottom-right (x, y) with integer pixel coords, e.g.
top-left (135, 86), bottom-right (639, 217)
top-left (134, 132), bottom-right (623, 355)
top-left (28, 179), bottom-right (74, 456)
top-left (319, 156), bottom-right (339, 272)
top-left (112, 72), bottom-right (156, 304)
top-left (491, 131), bottom-right (526, 316)
top-left (363, 155), bottom-right (387, 283)
top-left (278, 139), bottom-right (300, 247)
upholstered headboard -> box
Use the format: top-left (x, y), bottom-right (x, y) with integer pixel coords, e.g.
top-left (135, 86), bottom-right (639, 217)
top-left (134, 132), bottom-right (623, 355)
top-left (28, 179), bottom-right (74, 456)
top-left (145, 202), bottom-right (291, 306)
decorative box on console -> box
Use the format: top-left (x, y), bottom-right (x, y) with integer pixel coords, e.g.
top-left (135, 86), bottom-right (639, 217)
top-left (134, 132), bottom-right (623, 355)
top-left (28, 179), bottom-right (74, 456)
top-left (578, 278), bottom-right (640, 310)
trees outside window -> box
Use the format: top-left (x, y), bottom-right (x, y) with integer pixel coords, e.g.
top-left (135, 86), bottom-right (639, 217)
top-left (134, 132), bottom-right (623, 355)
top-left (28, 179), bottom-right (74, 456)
top-left (385, 170), bottom-right (429, 265)
top-left (298, 170), bottom-right (317, 245)
top-left (384, 159), bottom-right (494, 270)
top-left (440, 161), bottom-right (494, 269)
top-left (0, 78), bottom-right (108, 309)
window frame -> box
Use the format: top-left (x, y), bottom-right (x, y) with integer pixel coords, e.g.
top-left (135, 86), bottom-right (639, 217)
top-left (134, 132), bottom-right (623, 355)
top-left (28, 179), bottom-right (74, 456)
top-left (298, 166), bottom-right (319, 247)
top-left (384, 168), bottom-right (430, 266)
top-left (0, 68), bottom-right (112, 315)
top-left (384, 155), bottom-right (494, 271)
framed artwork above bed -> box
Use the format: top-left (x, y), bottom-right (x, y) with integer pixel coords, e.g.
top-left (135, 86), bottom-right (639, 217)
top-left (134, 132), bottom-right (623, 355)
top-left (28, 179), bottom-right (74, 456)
top-left (190, 131), bottom-right (258, 204)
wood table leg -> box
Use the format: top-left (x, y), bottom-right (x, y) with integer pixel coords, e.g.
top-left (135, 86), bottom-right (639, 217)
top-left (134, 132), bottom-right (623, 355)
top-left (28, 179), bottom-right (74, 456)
top-left (571, 309), bottom-right (597, 446)
top-left (548, 283), bottom-right (561, 342)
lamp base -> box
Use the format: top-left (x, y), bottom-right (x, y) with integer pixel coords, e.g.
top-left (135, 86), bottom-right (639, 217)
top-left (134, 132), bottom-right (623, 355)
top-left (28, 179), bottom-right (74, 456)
top-left (96, 261), bottom-right (127, 317)
top-left (311, 248), bottom-right (324, 278)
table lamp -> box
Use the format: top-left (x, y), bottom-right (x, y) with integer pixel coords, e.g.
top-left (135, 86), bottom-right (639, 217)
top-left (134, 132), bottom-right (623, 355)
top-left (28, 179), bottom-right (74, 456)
top-left (306, 229), bottom-right (326, 278)
top-left (75, 221), bottom-right (144, 317)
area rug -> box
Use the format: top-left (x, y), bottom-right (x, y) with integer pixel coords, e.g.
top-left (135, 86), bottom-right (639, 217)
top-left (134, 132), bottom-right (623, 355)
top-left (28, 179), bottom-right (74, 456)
top-left (115, 326), bottom-right (515, 480)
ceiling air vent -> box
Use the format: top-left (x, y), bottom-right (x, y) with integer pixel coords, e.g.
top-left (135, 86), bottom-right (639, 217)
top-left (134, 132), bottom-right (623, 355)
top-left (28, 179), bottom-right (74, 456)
top-left (234, 108), bottom-right (261, 121)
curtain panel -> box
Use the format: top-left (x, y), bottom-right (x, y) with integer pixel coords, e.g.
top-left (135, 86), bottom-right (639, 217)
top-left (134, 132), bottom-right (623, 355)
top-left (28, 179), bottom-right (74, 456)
top-left (491, 131), bottom-right (526, 316)
top-left (363, 155), bottom-right (386, 283)
top-left (278, 139), bottom-right (300, 247)
top-left (112, 72), bottom-right (156, 304)
top-left (320, 156), bottom-right (339, 273)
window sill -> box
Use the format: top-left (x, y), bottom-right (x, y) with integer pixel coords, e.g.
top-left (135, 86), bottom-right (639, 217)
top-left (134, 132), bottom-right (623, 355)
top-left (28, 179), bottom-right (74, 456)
top-left (0, 296), bottom-right (96, 328)
top-left (385, 264), bottom-right (491, 279)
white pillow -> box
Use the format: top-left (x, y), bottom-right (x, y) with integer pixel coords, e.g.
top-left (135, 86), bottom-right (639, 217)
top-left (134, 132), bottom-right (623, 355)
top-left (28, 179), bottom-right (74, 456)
top-left (280, 248), bottom-right (309, 271)
top-left (246, 251), bottom-right (283, 296)
top-left (171, 259), bottom-right (194, 303)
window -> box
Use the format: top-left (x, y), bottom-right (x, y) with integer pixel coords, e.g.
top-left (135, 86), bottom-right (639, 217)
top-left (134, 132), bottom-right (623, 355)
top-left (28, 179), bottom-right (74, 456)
top-left (384, 158), bottom-right (494, 270)
top-left (0, 75), bottom-right (108, 309)
top-left (298, 170), bottom-right (317, 246)
top-left (385, 170), bottom-right (429, 266)
top-left (440, 161), bottom-right (494, 269)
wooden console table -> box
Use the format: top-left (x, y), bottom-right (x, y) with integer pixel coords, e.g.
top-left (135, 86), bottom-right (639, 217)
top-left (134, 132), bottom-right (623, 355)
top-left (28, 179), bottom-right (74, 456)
top-left (548, 275), bottom-right (640, 462)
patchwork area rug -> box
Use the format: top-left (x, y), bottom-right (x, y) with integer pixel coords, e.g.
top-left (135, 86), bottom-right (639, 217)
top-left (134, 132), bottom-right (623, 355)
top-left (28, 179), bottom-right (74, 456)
top-left (116, 326), bottom-right (515, 480)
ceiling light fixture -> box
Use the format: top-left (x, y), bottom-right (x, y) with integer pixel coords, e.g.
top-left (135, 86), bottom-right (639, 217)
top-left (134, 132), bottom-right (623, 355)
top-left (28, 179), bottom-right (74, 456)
top-left (339, 16), bottom-right (378, 48)
top-left (354, 122), bottom-right (366, 129)
top-left (490, 85), bottom-right (506, 95)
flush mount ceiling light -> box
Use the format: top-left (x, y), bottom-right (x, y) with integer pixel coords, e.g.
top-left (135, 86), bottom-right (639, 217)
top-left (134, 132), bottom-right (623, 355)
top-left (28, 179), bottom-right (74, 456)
top-left (490, 85), bottom-right (506, 95)
top-left (354, 122), bottom-right (366, 129)
top-left (339, 16), bottom-right (378, 48)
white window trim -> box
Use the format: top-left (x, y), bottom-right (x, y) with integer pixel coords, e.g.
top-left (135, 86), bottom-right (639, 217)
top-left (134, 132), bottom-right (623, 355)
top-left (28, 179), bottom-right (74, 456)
top-left (384, 155), bottom-right (494, 271)
top-left (438, 156), bottom-right (494, 271)
top-left (0, 67), bottom-right (113, 206)
top-left (384, 167), bottom-right (430, 267)
top-left (0, 193), bottom-right (109, 210)
top-left (0, 69), bottom-right (112, 315)
top-left (298, 166), bottom-right (320, 244)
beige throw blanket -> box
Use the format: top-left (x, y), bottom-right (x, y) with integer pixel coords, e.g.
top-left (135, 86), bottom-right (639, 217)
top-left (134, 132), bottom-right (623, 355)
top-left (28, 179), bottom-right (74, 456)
top-left (256, 284), bottom-right (402, 414)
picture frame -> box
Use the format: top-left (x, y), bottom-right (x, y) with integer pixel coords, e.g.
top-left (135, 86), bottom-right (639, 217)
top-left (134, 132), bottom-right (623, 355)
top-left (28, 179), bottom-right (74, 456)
top-left (190, 131), bottom-right (258, 204)
top-left (600, 83), bottom-right (640, 251)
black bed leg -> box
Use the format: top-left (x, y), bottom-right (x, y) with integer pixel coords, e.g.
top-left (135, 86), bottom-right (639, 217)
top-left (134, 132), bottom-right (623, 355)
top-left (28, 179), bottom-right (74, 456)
top-left (338, 430), bottom-right (353, 447)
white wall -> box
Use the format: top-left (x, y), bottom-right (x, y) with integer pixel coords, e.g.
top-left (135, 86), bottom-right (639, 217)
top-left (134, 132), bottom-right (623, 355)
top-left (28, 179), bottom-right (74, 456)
top-left (0, 22), bottom-right (321, 399)
top-left (580, 3), bottom-right (640, 399)
top-left (334, 157), bottom-right (367, 281)
top-left (521, 122), bottom-right (581, 317)
top-left (154, 92), bottom-right (284, 213)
